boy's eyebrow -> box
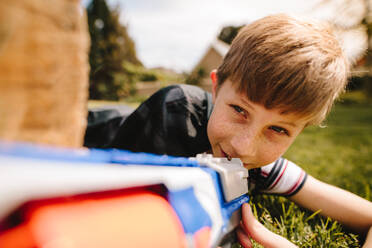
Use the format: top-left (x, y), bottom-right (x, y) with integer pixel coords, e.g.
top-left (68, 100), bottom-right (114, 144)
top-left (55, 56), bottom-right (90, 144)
top-left (277, 121), bottom-right (298, 128)
top-left (239, 97), bottom-right (255, 111)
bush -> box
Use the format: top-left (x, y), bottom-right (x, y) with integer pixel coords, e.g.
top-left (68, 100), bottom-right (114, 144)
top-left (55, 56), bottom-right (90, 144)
top-left (184, 67), bottom-right (206, 85)
top-left (139, 72), bottom-right (158, 82)
top-left (338, 91), bottom-right (369, 105)
top-left (348, 75), bottom-right (372, 98)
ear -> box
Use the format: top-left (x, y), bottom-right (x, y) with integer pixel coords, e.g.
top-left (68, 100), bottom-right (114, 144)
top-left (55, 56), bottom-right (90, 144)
top-left (210, 69), bottom-right (218, 102)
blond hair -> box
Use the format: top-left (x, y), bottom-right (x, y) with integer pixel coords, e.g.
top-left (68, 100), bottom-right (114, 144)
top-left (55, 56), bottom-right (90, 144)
top-left (217, 14), bottom-right (349, 125)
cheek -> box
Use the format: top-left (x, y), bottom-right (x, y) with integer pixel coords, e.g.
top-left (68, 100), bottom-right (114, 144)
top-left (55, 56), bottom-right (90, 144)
top-left (207, 111), bottom-right (229, 144)
top-left (260, 147), bottom-right (283, 164)
top-left (207, 115), bottom-right (219, 145)
top-left (256, 139), bottom-right (294, 166)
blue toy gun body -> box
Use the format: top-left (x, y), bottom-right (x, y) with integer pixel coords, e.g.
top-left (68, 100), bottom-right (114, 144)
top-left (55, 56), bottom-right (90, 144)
top-left (0, 142), bottom-right (249, 248)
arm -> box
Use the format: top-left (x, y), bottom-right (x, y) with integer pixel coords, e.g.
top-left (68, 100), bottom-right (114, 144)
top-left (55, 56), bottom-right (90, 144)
top-left (289, 175), bottom-right (372, 235)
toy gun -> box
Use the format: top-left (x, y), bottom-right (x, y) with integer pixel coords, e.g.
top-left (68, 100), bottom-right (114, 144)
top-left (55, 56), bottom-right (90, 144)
top-left (0, 141), bottom-right (249, 248)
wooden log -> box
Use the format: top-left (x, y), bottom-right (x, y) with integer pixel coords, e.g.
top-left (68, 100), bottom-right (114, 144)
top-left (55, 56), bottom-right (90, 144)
top-left (0, 0), bottom-right (90, 148)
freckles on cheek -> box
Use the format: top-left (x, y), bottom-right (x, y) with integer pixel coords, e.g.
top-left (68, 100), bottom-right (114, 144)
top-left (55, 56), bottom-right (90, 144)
top-left (207, 118), bottom-right (216, 142)
top-left (213, 118), bottom-right (230, 139)
top-left (207, 113), bottom-right (228, 146)
top-left (259, 142), bottom-right (286, 162)
top-left (270, 144), bottom-right (290, 160)
top-left (207, 119), bottom-right (220, 140)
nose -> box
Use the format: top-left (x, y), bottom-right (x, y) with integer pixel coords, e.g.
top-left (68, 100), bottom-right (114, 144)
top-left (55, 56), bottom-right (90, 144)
top-left (230, 128), bottom-right (258, 158)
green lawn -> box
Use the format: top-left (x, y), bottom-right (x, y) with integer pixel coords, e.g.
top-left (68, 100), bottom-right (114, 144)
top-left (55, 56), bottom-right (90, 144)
top-left (247, 103), bottom-right (372, 247)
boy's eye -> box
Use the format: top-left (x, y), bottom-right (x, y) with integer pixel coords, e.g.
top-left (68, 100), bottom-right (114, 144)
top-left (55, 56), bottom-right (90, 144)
top-left (231, 105), bottom-right (247, 117)
top-left (269, 126), bottom-right (289, 136)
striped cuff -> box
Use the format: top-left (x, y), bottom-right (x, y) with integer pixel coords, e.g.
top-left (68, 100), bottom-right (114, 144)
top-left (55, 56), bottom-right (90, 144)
top-left (249, 158), bottom-right (307, 196)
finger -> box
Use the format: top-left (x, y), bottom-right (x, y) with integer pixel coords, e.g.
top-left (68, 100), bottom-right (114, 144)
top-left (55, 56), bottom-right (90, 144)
top-left (241, 203), bottom-right (270, 240)
top-left (236, 227), bottom-right (252, 248)
top-left (241, 203), bottom-right (297, 248)
top-left (239, 221), bottom-right (252, 238)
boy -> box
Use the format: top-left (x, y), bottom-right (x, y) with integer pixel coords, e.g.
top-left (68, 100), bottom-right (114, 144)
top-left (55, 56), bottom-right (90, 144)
top-left (85, 14), bottom-right (372, 246)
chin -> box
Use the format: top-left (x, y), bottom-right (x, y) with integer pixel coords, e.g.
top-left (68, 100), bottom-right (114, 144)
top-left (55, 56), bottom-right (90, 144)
top-left (243, 163), bottom-right (256, 170)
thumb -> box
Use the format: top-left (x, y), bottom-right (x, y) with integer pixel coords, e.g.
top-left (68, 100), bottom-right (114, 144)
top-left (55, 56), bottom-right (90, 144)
top-left (241, 203), bottom-right (297, 248)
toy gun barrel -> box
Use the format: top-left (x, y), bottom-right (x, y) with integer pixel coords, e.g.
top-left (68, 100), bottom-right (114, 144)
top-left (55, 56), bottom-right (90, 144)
top-left (0, 142), bottom-right (249, 248)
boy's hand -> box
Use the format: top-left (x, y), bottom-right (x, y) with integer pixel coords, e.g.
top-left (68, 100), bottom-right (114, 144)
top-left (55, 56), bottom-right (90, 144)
top-left (362, 226), bottom-right (372, 248)
top-left (237, 203), bottom-right (297, 248)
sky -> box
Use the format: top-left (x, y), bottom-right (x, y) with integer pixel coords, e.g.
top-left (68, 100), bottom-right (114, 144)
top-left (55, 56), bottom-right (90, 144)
top-left (83, 0), bottom-right (367, 72)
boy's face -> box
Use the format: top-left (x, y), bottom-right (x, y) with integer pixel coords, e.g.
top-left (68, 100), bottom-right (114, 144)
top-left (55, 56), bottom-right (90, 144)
top-left (207, 79), bottom-right (308, 169)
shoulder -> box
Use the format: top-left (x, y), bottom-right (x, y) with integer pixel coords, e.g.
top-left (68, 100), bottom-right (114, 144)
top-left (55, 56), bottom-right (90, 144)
top-left (154, 84), bottom-right (211, 104)
top-left (149, 84), bottom-right (213, 116)
top-left (111, 84), bottom-right (212, 156)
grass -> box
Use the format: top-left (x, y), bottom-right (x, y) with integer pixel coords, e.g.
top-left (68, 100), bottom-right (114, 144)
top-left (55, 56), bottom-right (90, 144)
top-left (246, 102), bottom-right (372, 247)
top-left (88, 95), bottom-right (146, 109)
top-left (285, 103), bottom-right (372, 196)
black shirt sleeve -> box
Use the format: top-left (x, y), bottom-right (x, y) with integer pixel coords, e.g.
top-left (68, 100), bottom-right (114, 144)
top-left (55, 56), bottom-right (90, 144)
top-left (84, 106), bottom-right (134, 148)
top-left (108, 84), bottom-right (213, 156)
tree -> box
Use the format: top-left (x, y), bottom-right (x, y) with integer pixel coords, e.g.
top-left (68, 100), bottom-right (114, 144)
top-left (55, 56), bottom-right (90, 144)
top-left (217, 25), bottom-right (242, 45)
top-left (87, 0), bottom-right (142, 100)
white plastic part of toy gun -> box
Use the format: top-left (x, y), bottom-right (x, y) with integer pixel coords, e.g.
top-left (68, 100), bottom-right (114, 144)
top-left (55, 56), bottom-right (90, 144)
top-left (191, 153), bottom-right (249, 202)
top-left (191, 154), bottom-right (249, 247)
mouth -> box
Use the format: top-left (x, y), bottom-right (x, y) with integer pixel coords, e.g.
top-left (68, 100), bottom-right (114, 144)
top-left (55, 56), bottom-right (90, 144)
top-left (219, 147), bottom-right (255, 169)
top-left (218, 146), bottom-right (256, 169)
top-left (220, 147), bottom-right (232, 161)
top-left (242, 163), bottom-right (251, 169)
